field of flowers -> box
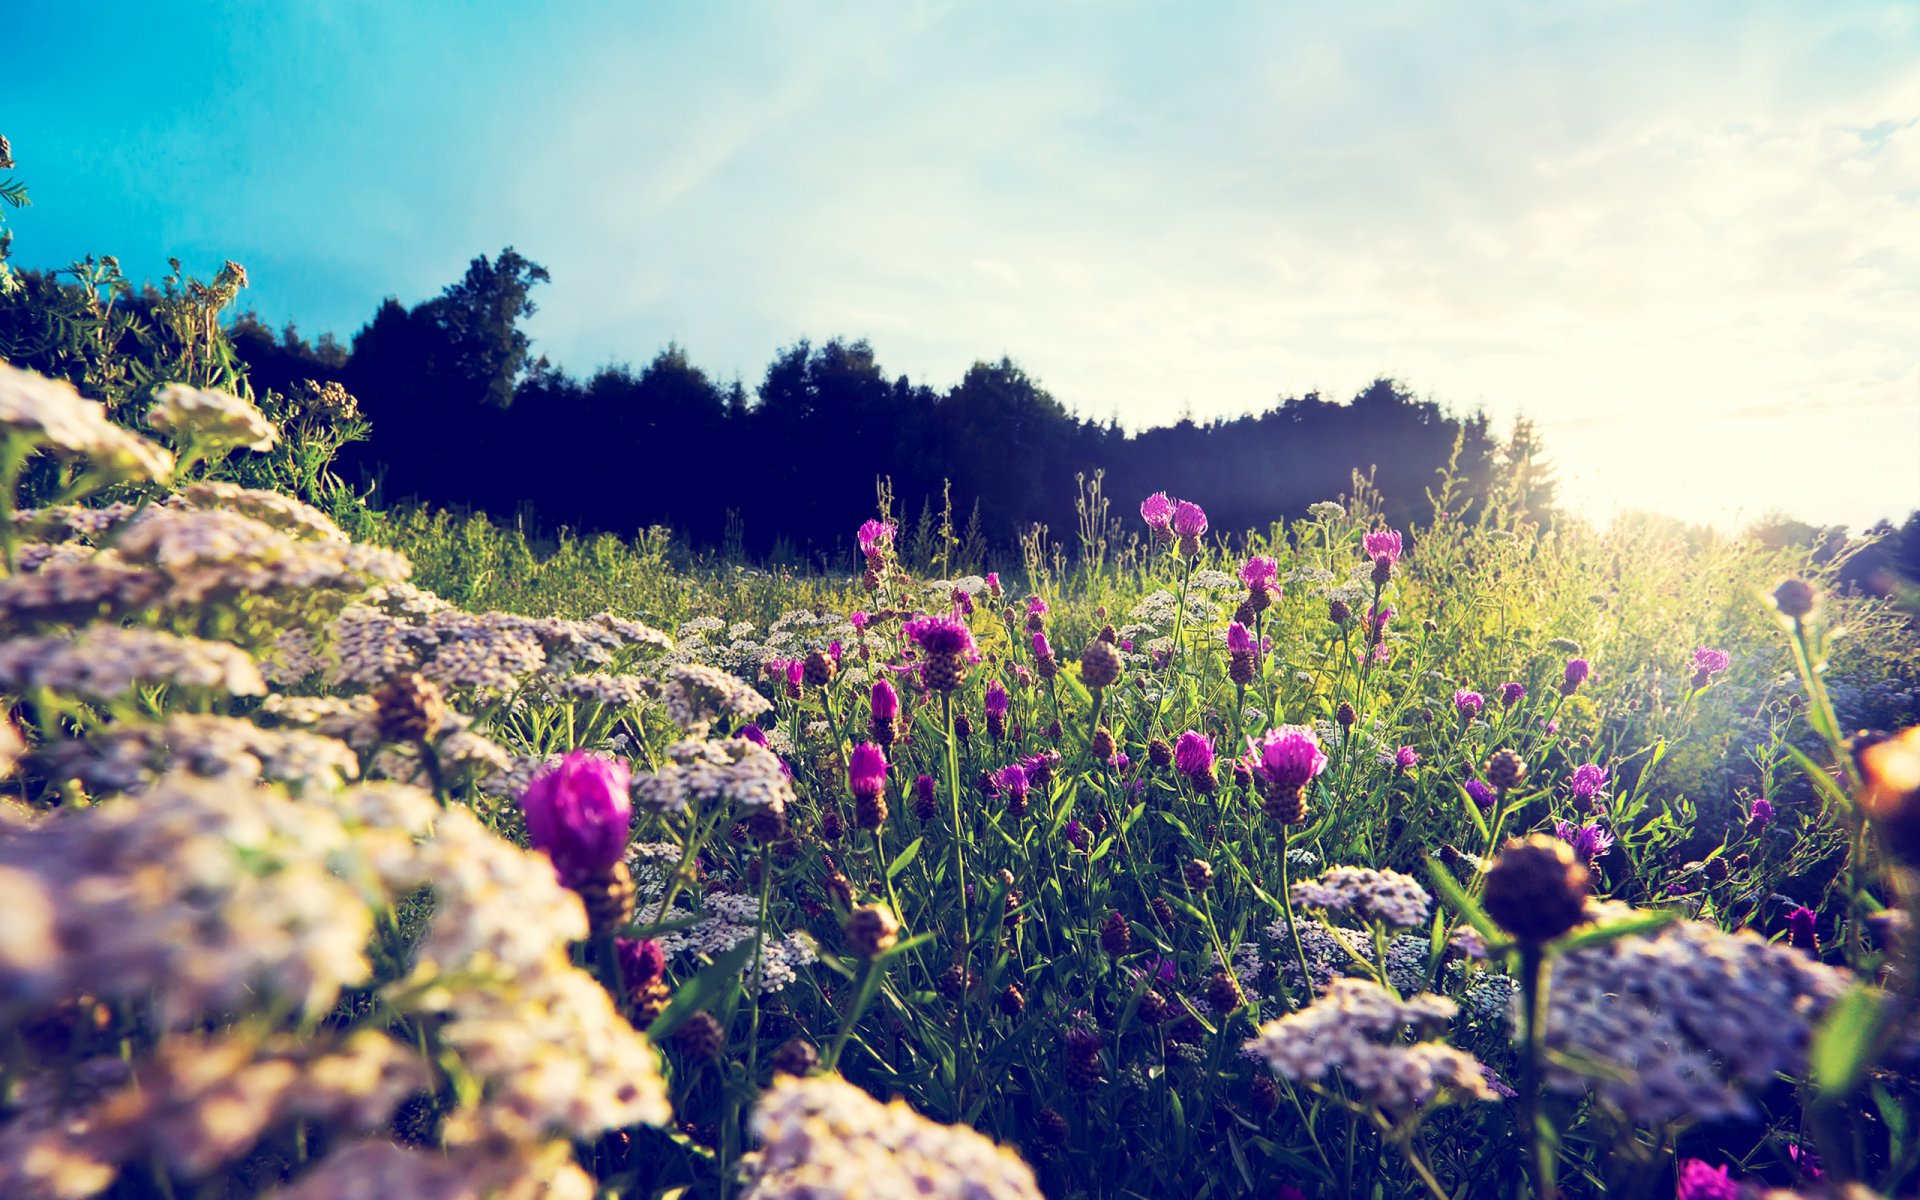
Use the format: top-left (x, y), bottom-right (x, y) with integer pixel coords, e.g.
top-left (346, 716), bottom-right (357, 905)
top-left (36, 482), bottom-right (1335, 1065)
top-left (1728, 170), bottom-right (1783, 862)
top-left (1, 353), bottom-right (1918, 1200)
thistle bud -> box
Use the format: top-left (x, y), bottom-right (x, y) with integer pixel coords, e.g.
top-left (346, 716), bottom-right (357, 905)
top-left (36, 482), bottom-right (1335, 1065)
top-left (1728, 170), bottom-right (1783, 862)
top-left (1081, 639), bottom-right (1123, 690)
top-left (1483, 835), bottom-right (1590, 943)
top-left (844, 904), bottom-right (900, 957)
top-left (1100, 910), bottom-right (1132, 956)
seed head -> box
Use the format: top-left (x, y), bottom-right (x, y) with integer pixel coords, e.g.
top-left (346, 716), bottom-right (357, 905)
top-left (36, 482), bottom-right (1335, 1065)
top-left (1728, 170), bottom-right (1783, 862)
top-left (1772, 578), bottom-right (1817, 620)
top-left (844, 903), bottom-right (900, 957)
top-left (1483, 835), bottom-right (1591, 943)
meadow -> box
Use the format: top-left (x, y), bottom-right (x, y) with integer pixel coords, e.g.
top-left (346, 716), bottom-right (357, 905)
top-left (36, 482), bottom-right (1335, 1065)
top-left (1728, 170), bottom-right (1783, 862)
top-left (1, 344), bottom-right (1918, 1200)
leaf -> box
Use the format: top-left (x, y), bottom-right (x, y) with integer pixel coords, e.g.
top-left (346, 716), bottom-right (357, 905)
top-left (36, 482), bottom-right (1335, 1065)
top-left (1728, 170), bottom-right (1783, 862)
top-left (646, 937), bottom-right (759, 1040)
top-left (1810, 983), bottom-right (1887, 1099)
top-left (1424, 856), bottom-right (1499, 942)
top-left (1455, 782), bottom-right (1490, 841)
top-left (887, 837), bottom-right (923, 880)
top-left (1551, 909), bottom-right (1678, 953)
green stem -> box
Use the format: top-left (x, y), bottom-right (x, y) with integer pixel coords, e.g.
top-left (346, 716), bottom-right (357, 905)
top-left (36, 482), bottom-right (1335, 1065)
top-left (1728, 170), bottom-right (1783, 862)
top-left (1518, 942), bottom-right (1555, 1199)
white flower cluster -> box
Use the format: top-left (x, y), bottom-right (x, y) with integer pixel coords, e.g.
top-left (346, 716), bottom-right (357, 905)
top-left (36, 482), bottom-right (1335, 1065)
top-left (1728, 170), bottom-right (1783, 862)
top-left (1189, 569), bottom-right (1240, 592)
top-left (0, 627), bottom-right (265, 702)
top-left (1384, 932), bottom-right (1435, 995)
top-left (1265, 916), bottom-right (1348, 993)
top-left (169, 480), bottom-right (344, 541)
top-left (556, 672), bottom-right (655, 709)
top-left (655, 663), bottom-right (773, 733)
top-left (146, 382), bottom-right (278, 452)
top-left (656, 892), bottom-right (819, 995)
top-left (1542, 902), bottom-right (1852, 1125)
top-left (1243, 979), bottom-right (1498, 1114)
top-left (264, 1139), bottom-right (596, 1200)
top-left (0, 361), bottom-right (174, 482)
top-left (1307, 501), bottom-right (1346, 521)
top-left (46, 714), bottom-right (361, 793)
top-left (632, 737), bottom-right (792, 816)
top-left (1290, 866), bottom-right (1433, 929)
top-left (108, 507), bottom-right (409, 607)
top-left (740, 1075), bottom-right (1044, 1200)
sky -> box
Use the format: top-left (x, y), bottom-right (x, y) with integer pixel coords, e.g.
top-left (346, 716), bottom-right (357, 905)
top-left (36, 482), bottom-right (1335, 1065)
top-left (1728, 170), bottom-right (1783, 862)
top-left (8, 0), bottom-right (1918, 530)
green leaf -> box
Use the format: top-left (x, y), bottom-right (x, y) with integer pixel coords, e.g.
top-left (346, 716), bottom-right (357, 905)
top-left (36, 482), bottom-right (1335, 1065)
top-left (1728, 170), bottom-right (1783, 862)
top-left (1810, 983), bottom-right (1887, 1098)
top-left (887, 836), bottom-right (923, 880)
top-left (1424, 856), bottom-right (1499, 942)
top-left (646, 937), bottom-right (759, 1040)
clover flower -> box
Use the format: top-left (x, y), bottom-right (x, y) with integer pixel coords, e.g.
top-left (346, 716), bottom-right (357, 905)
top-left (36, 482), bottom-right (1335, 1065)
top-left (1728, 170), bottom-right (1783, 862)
top-left (740, 1074), bottom-right (1044, 1200)
top-left (1243, 979), bottom-right (1496, 1114)
top-left (1290, 865), bottom-right (1432, 928)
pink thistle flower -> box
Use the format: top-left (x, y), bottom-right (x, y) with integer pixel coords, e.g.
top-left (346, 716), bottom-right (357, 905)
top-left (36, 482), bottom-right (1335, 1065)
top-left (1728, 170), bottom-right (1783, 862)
top-left (995, 763), bottom-right (1031, 800)
top-left (1498, 681), bottom-right (1526, 707)
top-left (1674, 1159), bottom-right (1739, 1200)
top-left (984, 681), bottom-right (1010, 717)
top-left (1032, 631), bottom-right (1054, 660)
top-left (869, 678), bottom-right (900, 721)
top-left (520, 751), bottom-right (633, 886)
top-left (1026, 594), bottom-right (1049, 617)
top-left (903, 613), bottom-right (976, 658)
top-left (1368, 603), bottom-right (1394, 632)
top-left (1140, 492), bottom-right (1175, 532)
top-left (1172, 499), bottom-right (1208, 539)
top-left (1394, 745), bottom-right (1420, 774)
top-left (1561, 657), bottom-right (1592, 696)
top-left (1362, 528), bottom-right (1403, 566)
top-left (1174, 731), bottom-right (1215, 776)
top-left (848, 742), bottom-right (888, 800)
top-left (1226, 621), bottom-right (1256, 654)
top-left (849, 610), bottom-right (869, 630)
top-left (1465, 779), bottom-right (1495, 810)
top-left (616, 936), bottom-right (667, 993)
top-left (1569, 763), bottom-right (1608, 802)
top-left (986, 571), bottom-right (1002, 597)
top-left (857, 519), bottom-right (895, 558)
top-left (1240, 555), bottom-right (1279, 591)
top-left (1453, 689), bottom-right (1485, 719)
top-left (1247, 725), bottom-right (1328, 792)
top-left (1554, 818), bottom-right (1614, 868)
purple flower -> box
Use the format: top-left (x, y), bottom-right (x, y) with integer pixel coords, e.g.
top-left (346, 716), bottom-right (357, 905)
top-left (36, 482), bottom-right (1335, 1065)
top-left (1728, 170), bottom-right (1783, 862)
top-left (913, 774), bottom-right (936, 807)
top-left (1064, 819), bottom-right (1088, 850)
top-left (736, 723), bottom-right (770, 747)
top-left (616, 936), bottom-right (667, 992)
top-left (849, 610), bottom-right (869, 630)
top-left (1140, 492), bottom-right (1175, 532)
top-left (1562, 658), bottom-right (1592, 694)
top-left (848, 743), bottom-right (888, 800)
top-left (952, 588), bottom-right (975, 615)
top-left (1226, 621), bottom-right (1256, 654)
top-left (1569, 763), bottom-right (1608, 802)
top-left (1692, 647), bottom-right (1731, 676)
top-left (1027, 594), bottom-right (1049, 617)
top-left (984, 681), bottom-right (1010, 717)
top-left (985, 571), bottom-right (1002, 597)
top-left (1119, 639), bottom-right (1134, 653)
top-left (1498, 681), bottom-right (1527, 707)
top-left (1135, 955), bottom-right (1178, 986)
top-left (1787, 905), bottom-right (1819, 953)
top-left (870, 678), bottom-right (900, 721)
top-left (521, 751), bottom-right (633, 886)
top-left (1247, 726), bottom-right (1328, 791)
top-left (1453, 689), bottom-right (1485, 719)
top-left (904, 613), bottom-right (976, 658)
top-left (1554, 819), bottom-right (1615, 868)
top-left (1032, 631), bottom-right (1055, 660)
top-left (1394, 745), bottom-right (1420, 773)
top-left (1362, 528), bottom-right (1403, 566)
top-left (1174, 730), bottom-right (1215, 776)
top-left (1368, 603), bottom-right (1394, 632)
top-left (1240, 555), bottom-right (1279, 591)
top-left (1172, 500), bottom-right (1208, 539)
top-left (1465, 780), bottom-right (1495, 811)
top-left (995, 763), bottom-right (1031, 800)
top-left (1675, 1159), bottom-right (1739, 1200)
top-left (1748, 796), bottom-right (1775, 834)
top-left (857, 519), bottom-right (895, 558)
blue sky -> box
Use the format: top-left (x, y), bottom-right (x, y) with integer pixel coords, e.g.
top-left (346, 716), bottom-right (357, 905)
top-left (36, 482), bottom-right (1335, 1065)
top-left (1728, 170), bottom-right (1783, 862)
top-left (9, 1), bottom-right (1918, 528)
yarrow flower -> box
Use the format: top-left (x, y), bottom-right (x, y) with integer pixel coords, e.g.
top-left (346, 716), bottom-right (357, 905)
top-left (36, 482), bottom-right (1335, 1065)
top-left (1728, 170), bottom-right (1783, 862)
top-left (1453, 689), bottom-right (1485, 719)
top-left (1291, 865), bottom-right (1433, 928)
top-left (520, 751), bottom-right (633, 887)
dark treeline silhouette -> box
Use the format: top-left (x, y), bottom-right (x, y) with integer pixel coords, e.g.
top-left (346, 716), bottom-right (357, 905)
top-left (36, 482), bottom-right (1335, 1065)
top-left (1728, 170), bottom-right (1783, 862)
top-left (226, 247), bottom-right (1558, 560)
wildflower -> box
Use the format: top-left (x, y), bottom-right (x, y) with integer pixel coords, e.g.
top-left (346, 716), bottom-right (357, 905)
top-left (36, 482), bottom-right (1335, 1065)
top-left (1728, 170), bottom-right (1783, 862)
top-left (1362, 528), bottom-right (1403, 567)
top-left (912, 773), bottom-right (938, 820)
top-left (1064, 819), bottom-right (1088, 851)
top-left (522, 752), bottom-right (634, 932)
top-left (1674, 1160), bottom-right (1738, 1200)
top-left (632, 738), bottom-right (793, 819)
top-left (857, 519), bottom-right (895, 562)
top-left (1498, 681), bottom-right (1527, 707)
top-left (905, 613), bottom-right (976, 692)
top-left (1560, 657), bottom-right (1592, 696)
top-left (1568, 763), bottom-right (1609, 807)
top-left (618, 937), bottom-right (672, 1021)
top-left (0, 361), bottom-right (176, 483)
top-left (1482, 835), bottom-right (1589, 943)
top-left (1226, 620), bottom-right (1258, 685)
top-left (1553, 819), bottom-right (1615, 869)
top-left (0, 627), bottom-right (265, 702)
top-left (1690, 647), bottom-right (1731, 689)
top-left (1465, 779), bottom-right (1496, 811)
top-left (848, 742), bottom-right (887, 800)
top-left (1291, 866), bottom-right (1432, 928)
top-left (1328, 597), bottom-right (1352, 625)
top-left (986, 571), bottom-right (1002, 597)
top-left (1248, 726), bottom-right (1327, 824)
top-left (868, 678), bottom-right (899, 747)
top-left (1787, 905), bottom-right (1819, 954)
top-left (1486, 748), bottom-right (1528, 794)
top-left (147, 383), bottom-right (278, 453)
top-left (1453, 689), bottom-right (1485, 719)
top-left (1080, 637), bottom-right (1122, 690)
top-left (1244, 980), bottom-right (1495, 1114)
top-left (984, 680), bottom-right (1010, 739)
top-left (1174, 730), bottom-right (1216, 783)
top-left (1771, 578), bottom-right (1817, 620)
top-left (1172, 500), bottom-right (1208, 555)
top-left (1393, 745), bottom-right (1419, 775)
top-left (995, 763), bottom-right (1031, 810)
top-left (1140, 492), bottom-right (1175, 539)
top-left (844, 904), bottom-right (899, 957)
